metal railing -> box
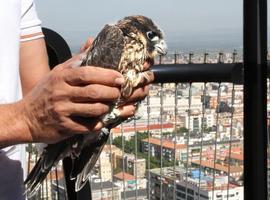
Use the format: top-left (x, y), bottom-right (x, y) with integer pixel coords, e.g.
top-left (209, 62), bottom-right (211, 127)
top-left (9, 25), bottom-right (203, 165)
top-left (106, 52), bottom-right (244, 200)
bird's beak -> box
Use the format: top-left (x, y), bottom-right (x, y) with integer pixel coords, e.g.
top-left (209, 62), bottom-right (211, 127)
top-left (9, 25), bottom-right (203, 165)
top-left (155, 39), bottom-right (167, 55)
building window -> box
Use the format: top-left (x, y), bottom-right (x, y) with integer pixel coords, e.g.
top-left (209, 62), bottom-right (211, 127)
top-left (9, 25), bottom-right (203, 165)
top-left (176, 192), bottom-right (186, 199)
top-left (187, 196), bottom-right (194, 200)
top-left (176, 185), bottom-right (186, 192)
top-left (187, 188), bottom-right (194, 195)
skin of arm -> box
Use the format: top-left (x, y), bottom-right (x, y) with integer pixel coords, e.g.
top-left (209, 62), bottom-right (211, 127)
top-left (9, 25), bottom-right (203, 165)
top-left (0, 38), bottom-right (50, 148)
top-left (19, 38), bottom-right (50, 96)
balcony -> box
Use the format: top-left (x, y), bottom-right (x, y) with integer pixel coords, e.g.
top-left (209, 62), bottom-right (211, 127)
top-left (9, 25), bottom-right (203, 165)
top-left (25, 0), bottom-right (267, 199)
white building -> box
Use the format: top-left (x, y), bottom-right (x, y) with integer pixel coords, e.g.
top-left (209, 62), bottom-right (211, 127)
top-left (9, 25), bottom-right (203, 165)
top-left (91, 181), bottom-right (121, 200)
top-left (149, 167), bottom-right (243, 200)
top-left (180, 111), bottom-right (215, 132)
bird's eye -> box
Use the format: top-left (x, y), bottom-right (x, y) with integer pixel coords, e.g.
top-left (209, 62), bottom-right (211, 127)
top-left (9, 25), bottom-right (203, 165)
top-left (147, 31), bottom-right (159, 41)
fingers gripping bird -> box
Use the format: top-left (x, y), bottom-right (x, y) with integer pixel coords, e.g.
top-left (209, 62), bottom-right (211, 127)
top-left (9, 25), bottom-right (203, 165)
top-left (24, 15), bottom-right (167, 196)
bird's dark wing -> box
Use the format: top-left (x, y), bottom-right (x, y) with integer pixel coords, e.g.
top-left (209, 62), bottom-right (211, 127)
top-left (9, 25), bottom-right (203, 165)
top-left (81, 24), bottom-right (125, 70)
top-left (72, 117), bottom-right (125, 191)
top-left (71, 26), bottom-right (125, 190)
top-left (71, 128), bottom-right (110, 191)
top-left (24, 135), bottom-right (83, 197)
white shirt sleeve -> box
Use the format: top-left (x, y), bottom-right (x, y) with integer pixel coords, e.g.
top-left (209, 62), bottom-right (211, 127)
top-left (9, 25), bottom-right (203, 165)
top-left (20, 0), bottom-right (44, 42)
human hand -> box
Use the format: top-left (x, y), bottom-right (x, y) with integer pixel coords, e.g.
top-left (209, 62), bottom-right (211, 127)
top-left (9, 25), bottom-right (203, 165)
top-left (20, 56), bottom-right (124, 144)
top-left (78, 37), bottom-right (154, 122)
top-left (80, 37), bottom-right (94, 53)
top-left (79, 37), bottom-right (154, 117)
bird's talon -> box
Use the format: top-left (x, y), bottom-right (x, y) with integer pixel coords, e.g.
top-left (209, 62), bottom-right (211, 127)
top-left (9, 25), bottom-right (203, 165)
top-left (121, 79), bottom-right (133, 98)
top-left (141, 71), bottom-right (151, 83)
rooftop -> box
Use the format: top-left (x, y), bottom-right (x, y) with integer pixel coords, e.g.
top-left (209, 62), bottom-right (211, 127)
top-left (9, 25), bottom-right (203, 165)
top-left (192, 160), bottom-right (243, 173)
top-left (142, 137), bottom-right (186, 150)
top-left (114, 172), bottom-right (136, 181)
top-left (91, 181), bottom-right (120, 191)
top-left (226, 152), bottom-right (244, 161)
top-left (149, 167), bottom-right (242, 192)
top-left (112, 123), bottom-right (174, 134)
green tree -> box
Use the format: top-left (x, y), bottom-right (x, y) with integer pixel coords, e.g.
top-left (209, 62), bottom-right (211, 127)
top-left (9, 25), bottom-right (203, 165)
top-left (113, 132), bottom-right (176, 169)
top-left (113, 136), bottom-right (123, 149)
top-left (205, 127), bottom-right (213, 133)
top-left (178, 127), bottom-right (188, 133)
top-left (113, 167), bottom-right (122, 174)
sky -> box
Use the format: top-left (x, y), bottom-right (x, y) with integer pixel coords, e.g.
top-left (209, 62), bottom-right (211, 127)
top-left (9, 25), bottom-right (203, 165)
top-left (35, 0), bottom-right (248, 52)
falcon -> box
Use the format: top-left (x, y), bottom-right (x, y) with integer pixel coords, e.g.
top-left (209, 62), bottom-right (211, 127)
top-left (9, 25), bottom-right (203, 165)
top-left (24, 15), bottom-right (167, 196)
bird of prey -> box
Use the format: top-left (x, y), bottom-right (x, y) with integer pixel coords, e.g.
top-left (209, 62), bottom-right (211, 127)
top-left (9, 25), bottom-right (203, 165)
top-left (24, 15), bottom-right (167, 196)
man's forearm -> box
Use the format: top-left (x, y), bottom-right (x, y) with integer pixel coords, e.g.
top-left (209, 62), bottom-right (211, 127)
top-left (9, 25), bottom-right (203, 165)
top-left (20, 38), bottom-right (50, 96)
top-left (0, 101), bottom-right (31, 148)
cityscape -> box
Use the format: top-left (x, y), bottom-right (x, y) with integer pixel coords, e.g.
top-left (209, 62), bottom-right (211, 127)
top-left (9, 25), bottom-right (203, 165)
top-left (26, 50), bottom-right (256, 200)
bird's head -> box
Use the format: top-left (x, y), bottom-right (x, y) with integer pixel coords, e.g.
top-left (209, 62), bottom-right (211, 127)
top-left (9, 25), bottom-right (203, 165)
top-left (117, 15), bottom-right (167, 58)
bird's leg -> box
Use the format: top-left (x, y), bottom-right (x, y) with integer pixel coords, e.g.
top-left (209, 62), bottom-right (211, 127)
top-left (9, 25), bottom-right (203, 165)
top-left (121, 69), bottom-right (137, 98)
top-left (121, 78), bottom-right (133, 98)
top-left (121, 68), bottom-right (152, 98)
top-left (133, 71), bottom-right (151, 86)
top-left (135, 63), bottom-right (144, 72)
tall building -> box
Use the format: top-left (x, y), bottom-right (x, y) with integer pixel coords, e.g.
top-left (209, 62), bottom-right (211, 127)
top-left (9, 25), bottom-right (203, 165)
top-left (93, 145), bottom-right (122, 182)
top-left (141, 137), bottom-right (187, 162)
top-left (179, 111), bottom-right (215, 133)
top-left (113, 172), bottom-right (146, 191)
top-left (191, 160), bottom-right (243, 181)
top-left (115, 153), bottom-right (146, 179)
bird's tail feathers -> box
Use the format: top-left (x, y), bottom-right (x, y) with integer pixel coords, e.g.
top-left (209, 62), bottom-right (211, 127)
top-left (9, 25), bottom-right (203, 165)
top-left (24, 141), bottom-right (68, 198)
top-left (24, 156), bottom-right (52, 198)
top-left (74, 140), bottom-right (106, 192)
top-left (73, 128), bottom-right (110, 192)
